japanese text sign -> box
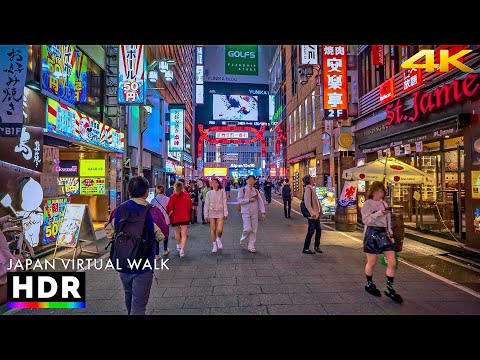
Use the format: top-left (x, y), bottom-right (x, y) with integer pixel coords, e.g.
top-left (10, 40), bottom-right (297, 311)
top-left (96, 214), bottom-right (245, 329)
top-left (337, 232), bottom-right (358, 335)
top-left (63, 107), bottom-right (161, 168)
top-left (0, 126), bottom-right (43, 171)
top-left (41, 45), bottom-right (77, 104)
top-left (322, 45), bottom-right (347, 119)
top-left (80, 177), bottom-right (105, 195)
top-left (379, 78), bottom-right (395, 104)
top-left (169, 108), bottom-right (185, 152)
top-left (403, 68), bottom-right (422, 92)
top-left (118, 45), bottom-right (145, 104)
top-left (79, 159), bottom-right (105, 177)
top-left (46, 98), bottom-right (124, 153)
top-left (371, 45), bottom-right (384, 66)
top-left (43, 198), bottom-right (70, 244)
top-left (0, 46), bottom-right (28, 137)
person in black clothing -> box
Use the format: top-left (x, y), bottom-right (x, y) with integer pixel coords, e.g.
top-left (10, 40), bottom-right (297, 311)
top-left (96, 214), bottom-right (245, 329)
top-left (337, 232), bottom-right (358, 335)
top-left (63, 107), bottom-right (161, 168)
top-left (165, 179), bottom-right (175, 197)
top-left (282, 178), bottom-right (292, 218)
top-left (253, 177), bottom-right (260, 191)
top-left (189, 183), bottom-right (199, 224)
top-left (264, 176), bottom-right (273, 204)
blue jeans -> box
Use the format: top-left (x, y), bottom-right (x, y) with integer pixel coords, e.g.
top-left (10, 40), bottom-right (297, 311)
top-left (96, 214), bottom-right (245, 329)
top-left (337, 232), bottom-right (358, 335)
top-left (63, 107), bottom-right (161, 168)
top-left (119, 271), bottom-right (153, 315)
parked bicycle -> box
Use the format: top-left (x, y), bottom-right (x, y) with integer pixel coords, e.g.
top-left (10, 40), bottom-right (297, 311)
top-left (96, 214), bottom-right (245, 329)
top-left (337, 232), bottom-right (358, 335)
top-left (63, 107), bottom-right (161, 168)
top-left (0, 215), bottom-right (34, 260)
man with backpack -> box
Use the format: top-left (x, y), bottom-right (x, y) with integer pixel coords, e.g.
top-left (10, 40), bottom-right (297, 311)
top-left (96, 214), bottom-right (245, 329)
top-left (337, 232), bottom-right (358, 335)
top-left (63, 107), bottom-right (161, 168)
top-left (237, 175), bottom-right (266, 253)
top-left (105, 176), bottom-right (169, 315)
top-left (300, 174), bottom-right (323, 254)
top-left (282, 178), bottom-right (292, 218)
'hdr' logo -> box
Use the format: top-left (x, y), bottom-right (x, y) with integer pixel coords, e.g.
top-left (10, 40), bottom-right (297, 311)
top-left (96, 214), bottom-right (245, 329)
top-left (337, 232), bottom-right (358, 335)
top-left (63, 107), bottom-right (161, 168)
top-left (401, 49), bottom-right (474, 73)
top-left (227, 51), bottom-right (256, 59)
top-left (7, 272), bottom-right (86, 309)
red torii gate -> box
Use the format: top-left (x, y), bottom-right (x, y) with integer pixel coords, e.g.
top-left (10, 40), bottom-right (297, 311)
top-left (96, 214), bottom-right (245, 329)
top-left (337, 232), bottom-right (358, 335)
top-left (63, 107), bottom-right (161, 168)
top-left (197, 124), bottom-right (266, 158)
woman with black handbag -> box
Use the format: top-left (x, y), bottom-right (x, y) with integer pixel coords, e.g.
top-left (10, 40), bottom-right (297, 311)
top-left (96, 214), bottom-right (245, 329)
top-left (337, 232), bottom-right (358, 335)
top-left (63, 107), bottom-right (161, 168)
top-left (361, 181), bottom-right (403, 303)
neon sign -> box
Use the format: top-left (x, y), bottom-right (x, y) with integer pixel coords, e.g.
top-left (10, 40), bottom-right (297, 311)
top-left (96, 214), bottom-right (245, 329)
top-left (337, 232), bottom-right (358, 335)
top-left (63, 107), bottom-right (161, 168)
top-left (386, 73), bottom-right (480, 126)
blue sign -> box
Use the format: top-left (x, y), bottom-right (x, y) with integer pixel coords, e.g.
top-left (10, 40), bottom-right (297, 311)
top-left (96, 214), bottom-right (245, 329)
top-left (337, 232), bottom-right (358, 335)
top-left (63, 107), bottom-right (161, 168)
top-left (0, 46), bottom-right (28, 137)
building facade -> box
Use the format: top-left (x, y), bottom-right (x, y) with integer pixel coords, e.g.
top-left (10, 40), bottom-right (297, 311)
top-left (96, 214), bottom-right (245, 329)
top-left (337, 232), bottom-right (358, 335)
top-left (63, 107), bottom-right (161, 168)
top-left (352, 45), bottom-right (480, 248)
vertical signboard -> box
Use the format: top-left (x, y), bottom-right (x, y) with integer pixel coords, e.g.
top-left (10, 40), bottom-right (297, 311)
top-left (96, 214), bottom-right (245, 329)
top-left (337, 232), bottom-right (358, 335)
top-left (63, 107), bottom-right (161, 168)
top-left (371, 45), bottom-right (384, 66)
top-left (301, 45), bottom-right (318, 65)
top-left (118, 45), bottom-right (145, 104)
top-left (43, 198), bottom-right (70, 244)
top-left (0, 46), bottom-right (28, 137)
top-left (0, 126), bottom-right (43, 171)
top-left (322, 45), bottom-right (348, 119)
top-left (169, 104), bottom-right (185, 152)
top-left (403, 68), bottom-right (422, 92)
top-left (225, 45), bottom-right (258, 75)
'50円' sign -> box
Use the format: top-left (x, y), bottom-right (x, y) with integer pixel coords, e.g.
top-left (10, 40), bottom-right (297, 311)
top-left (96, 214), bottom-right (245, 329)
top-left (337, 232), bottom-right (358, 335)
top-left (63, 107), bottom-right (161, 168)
top-left (118, 45), bottom-right (145, 104)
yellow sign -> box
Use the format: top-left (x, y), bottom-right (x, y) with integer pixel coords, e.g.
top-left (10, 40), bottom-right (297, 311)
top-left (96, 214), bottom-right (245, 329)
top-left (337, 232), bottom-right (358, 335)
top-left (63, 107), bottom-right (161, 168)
top-left (204, 167), bottom-right (227, 177)
top-left (401, 49), bottom-right (473, 73)
top-left (338, 132), bottom-right (353, 148)
top-left (79, 159), bottom-right (105, 177)
top-left (472, 171), bottom-right (480, 199)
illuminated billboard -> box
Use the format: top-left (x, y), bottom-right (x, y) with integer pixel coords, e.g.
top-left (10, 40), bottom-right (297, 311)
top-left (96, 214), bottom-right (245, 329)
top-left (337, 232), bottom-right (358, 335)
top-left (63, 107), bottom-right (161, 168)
top-left (213, 94), bottom-right (258, 121)
top-left (79, 159), bottom-right (106, 177)
top-left (204, 167), bottom-right (227, 177)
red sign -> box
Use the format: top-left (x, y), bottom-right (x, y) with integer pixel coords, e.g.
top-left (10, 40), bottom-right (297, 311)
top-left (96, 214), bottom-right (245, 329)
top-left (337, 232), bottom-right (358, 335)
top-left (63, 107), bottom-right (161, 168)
top-left (385, 73), bottom-right (480, 125)
top-left (403, 68), bottom-right (422, 92)
top-left (372, 45), bottom-right (384, 66)
top-left (270, 168), bottom-right (277, 177)
top-left (379, 78), bottom-right (395, 104)
top-left (322, 45), bottom-right (348, 118)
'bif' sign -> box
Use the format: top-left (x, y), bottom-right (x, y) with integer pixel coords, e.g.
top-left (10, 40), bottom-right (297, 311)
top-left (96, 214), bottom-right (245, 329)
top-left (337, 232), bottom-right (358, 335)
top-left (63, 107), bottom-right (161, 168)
top-left (7, 272), bottom-right (86, 309)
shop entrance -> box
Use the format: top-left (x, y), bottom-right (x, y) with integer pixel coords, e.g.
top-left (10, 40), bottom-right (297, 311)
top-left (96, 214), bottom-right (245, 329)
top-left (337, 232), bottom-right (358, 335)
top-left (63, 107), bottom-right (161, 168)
top-left (392, 137), bottom-right (465, 240)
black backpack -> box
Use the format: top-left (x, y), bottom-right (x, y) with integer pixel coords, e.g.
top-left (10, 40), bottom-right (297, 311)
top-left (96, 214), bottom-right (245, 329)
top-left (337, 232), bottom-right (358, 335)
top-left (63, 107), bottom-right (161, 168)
top-left (300, 187), bottom-right (314, 218)
top-left (108, 202), bottom-right (154, 271)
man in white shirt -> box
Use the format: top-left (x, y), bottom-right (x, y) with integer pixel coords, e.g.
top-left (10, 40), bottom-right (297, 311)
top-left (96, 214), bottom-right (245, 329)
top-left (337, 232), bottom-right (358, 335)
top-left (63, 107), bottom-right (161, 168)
top-left (237, 175), bottom-right (266, 253)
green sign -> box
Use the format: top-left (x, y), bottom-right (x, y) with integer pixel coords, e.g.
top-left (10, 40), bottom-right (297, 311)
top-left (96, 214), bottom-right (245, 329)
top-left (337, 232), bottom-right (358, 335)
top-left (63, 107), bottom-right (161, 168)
top-left (225, 45), bottom-right (258, 75)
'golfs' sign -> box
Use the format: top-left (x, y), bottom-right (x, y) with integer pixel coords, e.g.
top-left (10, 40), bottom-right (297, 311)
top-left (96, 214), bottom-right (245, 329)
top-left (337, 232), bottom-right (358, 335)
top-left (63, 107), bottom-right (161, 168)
top-left (118, 45), bottom-right (145, 104)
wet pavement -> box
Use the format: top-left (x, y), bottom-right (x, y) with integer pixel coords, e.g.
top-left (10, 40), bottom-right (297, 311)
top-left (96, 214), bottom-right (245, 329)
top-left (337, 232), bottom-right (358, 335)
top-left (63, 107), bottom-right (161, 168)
top-left (4, 189), bottom-right (480, 315)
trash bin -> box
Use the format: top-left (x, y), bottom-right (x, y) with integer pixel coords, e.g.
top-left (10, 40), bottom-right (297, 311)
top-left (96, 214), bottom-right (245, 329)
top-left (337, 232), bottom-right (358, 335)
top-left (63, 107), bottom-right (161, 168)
top-left (391, 208), bottom-right (404, 252)
top-left (335, 205), bottom-right (357, 232)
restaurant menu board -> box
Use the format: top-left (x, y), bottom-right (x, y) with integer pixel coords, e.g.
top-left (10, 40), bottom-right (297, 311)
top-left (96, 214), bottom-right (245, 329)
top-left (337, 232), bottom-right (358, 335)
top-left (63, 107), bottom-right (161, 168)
top-left (80, 177), bottom-right (106, 195)
top-left (79, 159), bottom-right (105, 177)
top-left (56, 204), bottom-right (85, 246)
top-left (315, 187), bottom-right (336, 215)
top-left (43, 198), bottom-right (70, 244)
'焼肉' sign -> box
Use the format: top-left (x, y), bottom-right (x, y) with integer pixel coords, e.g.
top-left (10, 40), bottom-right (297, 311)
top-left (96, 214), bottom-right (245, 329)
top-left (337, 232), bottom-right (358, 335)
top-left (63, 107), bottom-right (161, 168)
top-left (118, 45), bottom-right (145, 104)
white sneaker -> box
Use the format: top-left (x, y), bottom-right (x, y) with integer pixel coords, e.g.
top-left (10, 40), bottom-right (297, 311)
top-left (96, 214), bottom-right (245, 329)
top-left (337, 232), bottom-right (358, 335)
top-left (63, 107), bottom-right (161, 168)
top-left (216, 237), bottom-right (223, 250)
top-left (179, 249), bottom-right (185, 258)
top-left (212, 242), bottom-right (218, 253)
top-left (176, 244), bottom-right (181, 253)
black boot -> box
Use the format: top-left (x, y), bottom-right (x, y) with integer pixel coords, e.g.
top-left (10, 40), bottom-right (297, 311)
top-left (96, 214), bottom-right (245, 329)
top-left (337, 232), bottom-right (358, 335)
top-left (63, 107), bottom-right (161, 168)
top-left (365, 281), bottom-right (381, 297)
top-left (385, 277), bottom-right (403, 303)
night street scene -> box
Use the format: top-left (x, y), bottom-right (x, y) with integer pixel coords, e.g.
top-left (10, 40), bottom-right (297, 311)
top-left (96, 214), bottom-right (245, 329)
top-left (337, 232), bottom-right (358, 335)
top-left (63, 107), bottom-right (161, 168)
top-left (1, 44), bottom-right (480, 316)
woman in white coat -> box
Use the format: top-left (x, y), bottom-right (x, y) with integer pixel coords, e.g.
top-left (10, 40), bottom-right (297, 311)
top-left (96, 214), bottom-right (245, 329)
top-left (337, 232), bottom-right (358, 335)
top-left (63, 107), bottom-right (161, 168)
top-left (204, 178), bottom-right (228, 253)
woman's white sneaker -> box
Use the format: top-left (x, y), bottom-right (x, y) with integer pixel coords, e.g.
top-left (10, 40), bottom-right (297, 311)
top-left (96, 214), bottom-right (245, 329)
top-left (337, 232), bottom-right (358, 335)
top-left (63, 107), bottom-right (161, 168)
top-left (179, 249), bottom-right (185, 258)
top-left (176, 244), bottom-right (181, 253)
top-left (212, 242), bottom-right (218, 253)
top-left (216, 238), bottom-right (223, 250)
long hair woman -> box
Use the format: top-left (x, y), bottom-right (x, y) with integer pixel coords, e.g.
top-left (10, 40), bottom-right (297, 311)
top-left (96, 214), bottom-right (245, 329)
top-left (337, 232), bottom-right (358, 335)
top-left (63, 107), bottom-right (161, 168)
top-left (361, 181), bottom-right (402, 303)
top-left (204, 178), bottom-right (228, 253)
top-left (201, 179), bottom-right (211, 224)
top-left (166, 181), bottom-right (193, 258)
top-left (150, 185), bottom-right (171, 256)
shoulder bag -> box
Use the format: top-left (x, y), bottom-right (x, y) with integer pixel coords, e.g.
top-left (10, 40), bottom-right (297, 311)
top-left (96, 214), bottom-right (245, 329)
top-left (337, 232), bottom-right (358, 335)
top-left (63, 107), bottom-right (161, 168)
top-left (300, 186), bottom-right (314, 218)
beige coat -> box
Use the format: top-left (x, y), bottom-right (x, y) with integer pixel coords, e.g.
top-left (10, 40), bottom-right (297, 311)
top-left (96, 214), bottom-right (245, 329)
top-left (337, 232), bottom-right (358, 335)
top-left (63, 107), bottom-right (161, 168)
top-left (304, 185), bottom-right (322, 219)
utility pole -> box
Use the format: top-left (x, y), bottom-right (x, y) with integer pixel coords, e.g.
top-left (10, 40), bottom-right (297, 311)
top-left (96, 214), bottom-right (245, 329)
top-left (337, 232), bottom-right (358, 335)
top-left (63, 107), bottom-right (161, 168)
top-left (326, 119), bottom-right (335, 190)
top-left (137, 106), bottom-right (148, 176)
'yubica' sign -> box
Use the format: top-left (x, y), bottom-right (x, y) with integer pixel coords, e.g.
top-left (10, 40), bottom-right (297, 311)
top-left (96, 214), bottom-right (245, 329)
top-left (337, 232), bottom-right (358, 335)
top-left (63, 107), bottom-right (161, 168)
top-left (386, 73), bottom-right (480, 125)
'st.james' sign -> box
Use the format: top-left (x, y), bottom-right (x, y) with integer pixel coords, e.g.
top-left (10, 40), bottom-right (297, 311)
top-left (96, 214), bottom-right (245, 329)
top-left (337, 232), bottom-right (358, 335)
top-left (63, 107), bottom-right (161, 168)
top-left (386, 73), bottom-right (480, 126)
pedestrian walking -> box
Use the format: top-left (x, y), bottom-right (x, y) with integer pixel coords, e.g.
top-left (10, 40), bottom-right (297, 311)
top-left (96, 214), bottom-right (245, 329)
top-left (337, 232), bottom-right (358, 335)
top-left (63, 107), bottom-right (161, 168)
top-left (165, 179), bottom-right (175, 197)
top-left (361, 181), bottom-right (403, 303)
top-left (302, 174), bottom-right (323, 254)
top-left (106, 176), bottom-right (169, 315)
top-left (204, 178), bottom-right (228, 253)
top-left (225, 177), bottom-right (231, 198)
top-left (166, 181), bottom-right (193, 258)
top-left (201, 179), bottom-right (211, 224)
top-left (150, 185), bottom-right (171, 256)
top-left (264, 176), bottom-right (273, 204)
top-left (253, 177), bottom-right (260, 191)
top-left (238, 175), bottom-right (266, 253)
top-left (189, 182), bottom-right (200, 224)
top-left (282, 178), bottom-right (292, 218)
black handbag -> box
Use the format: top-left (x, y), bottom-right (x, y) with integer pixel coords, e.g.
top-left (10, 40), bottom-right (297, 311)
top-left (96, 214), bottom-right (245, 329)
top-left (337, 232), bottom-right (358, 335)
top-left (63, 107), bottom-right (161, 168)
top-left (370, 231), bottom-right (393, 252)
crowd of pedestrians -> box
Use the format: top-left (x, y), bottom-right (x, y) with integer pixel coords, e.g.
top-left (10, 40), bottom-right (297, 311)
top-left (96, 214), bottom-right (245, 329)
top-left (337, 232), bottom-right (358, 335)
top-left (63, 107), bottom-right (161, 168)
top-left (106, 173), bottom-right (403, 315)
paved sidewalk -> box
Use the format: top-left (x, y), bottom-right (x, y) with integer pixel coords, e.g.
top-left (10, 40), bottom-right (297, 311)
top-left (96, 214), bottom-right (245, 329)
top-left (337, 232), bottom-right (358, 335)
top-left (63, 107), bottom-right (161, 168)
top-left (9, 190), bottom-right (480, 315)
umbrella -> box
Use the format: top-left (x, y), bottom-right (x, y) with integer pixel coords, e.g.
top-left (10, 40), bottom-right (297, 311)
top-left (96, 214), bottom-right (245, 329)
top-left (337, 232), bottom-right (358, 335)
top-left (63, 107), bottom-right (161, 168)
top-left (342, 157), bottom-right (432, 185)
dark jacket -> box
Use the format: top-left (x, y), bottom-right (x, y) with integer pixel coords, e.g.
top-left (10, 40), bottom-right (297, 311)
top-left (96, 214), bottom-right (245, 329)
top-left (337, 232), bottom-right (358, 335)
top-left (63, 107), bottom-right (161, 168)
top-left (264, 180), bottom-right (273, 193)
top-left (165, 186), bottom-right (174, 197)
top-left (282, 184), bottom-right (292, 201)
